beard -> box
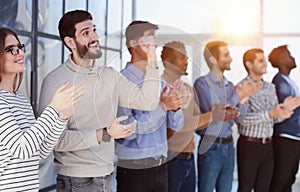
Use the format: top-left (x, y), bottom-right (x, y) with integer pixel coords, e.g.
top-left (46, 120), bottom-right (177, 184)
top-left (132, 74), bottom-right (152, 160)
top-left (76, 41), bottom-right (102, 59)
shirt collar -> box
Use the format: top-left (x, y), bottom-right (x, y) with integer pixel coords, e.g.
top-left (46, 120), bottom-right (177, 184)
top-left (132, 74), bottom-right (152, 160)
top-left (278, 71), bottom-right (288, 78)
top-left (125, 62), bottom-right (145, 80)
top-left (66, 55), bottom-right (104, 76)
top-left (246, 75), bottom-right (264, 83)
top-left (207, 71), bottom-right (229, 85)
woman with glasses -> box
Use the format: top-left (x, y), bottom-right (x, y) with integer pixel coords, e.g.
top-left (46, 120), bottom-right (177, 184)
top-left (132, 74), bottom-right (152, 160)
top-left (0, 27), bottom-right (85, 191)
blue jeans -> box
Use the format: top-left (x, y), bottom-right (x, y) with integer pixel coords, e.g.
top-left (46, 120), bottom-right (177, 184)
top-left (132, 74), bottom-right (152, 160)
top-left (197, 141), bottom-right (234, 192)
top-left (167, 153), bottom-right (196, 192)
top-left (56, 173), bottom-right (114, 192)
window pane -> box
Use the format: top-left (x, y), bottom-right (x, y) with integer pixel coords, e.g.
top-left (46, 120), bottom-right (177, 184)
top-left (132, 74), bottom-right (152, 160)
top-left (106, 0), bottom-right (123, 49)
top-left (0, 0), bottom-right (32, 31)
top-left (264, 0), bottom-right (300, 33)
top-left (105, 50), bottom-right (122, 71)
top-left (123, 0), bottom-right (133, 25)
top-left (136, 0), bottom-right (260, 34)
top-left (65, 0), bottom-right (86, 12)
top-left (18, 36), bottom-right (31, 100)
top-left (38, 0), bottom-right (63, 35)
top-left (89, 0), bottom-right (106, 37)
top-left (37, 38), bottom-right (63, 103)
top-left (108, 0), bottom-right (122, 34)
top-left (106, 33), bottom-right (122, 52)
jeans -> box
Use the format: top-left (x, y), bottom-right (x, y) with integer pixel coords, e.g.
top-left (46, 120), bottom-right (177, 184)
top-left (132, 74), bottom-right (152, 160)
top-left (56, 173), bottom-right (114, 192)
top-left (167, 153), bottom-right (195, 192)
top-left (197, 141), bottom-right (234, 192)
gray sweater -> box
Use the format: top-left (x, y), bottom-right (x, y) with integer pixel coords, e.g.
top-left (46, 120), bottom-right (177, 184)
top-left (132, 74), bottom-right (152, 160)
top-left (39, 56), bottom-right (160, 177)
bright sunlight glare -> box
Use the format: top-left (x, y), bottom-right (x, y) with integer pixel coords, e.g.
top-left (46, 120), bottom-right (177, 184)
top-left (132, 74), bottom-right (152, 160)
top-left (213, 1), bottom-right (260, 35)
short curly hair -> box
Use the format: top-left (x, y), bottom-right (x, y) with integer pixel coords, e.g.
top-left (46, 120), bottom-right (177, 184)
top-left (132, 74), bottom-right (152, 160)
top-left (161, 41), bottom-right (186, 61)
top-left (268, 45), bottom-right (288, 68)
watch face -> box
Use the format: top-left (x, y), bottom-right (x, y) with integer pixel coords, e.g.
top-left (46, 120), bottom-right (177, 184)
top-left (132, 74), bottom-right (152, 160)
top-left (102, 128), bottom-right (111, 142)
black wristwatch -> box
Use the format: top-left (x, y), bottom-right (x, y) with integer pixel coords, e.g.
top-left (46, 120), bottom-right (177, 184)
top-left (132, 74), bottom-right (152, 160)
top-left (102, 127), bottom-right (111, 142)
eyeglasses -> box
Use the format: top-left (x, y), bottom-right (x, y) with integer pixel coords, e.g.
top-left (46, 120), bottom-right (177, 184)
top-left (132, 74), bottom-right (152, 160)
top-left (4, 44), bottom-right (26, 56)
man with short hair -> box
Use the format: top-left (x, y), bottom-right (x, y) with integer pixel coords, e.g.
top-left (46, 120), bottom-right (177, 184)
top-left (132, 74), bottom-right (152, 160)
top-left (161, 41), bottom-right (239, 192)
top-left (115, 21), bottom-right (184, 192)
top-left (236, 48), bottom-right (299, 192)
top-left (269, 45), bottom-right (300, 192)
top-left (39, 10), bottom-right (161, 192)
top-left (193, 41), bottom-right (261, 192)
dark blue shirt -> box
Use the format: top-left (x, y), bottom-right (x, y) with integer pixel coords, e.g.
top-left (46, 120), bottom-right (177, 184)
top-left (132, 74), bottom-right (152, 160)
top-left (272, 72), bottom-right (300, 138)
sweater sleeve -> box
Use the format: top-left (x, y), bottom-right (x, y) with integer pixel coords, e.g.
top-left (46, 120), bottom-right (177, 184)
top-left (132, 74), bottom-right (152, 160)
top-left (118, 66), bottom-right (160, 111)
top-left (53, 129), bottom-right (99, 152)
top-left (0, 101), bottom-right (62, 161)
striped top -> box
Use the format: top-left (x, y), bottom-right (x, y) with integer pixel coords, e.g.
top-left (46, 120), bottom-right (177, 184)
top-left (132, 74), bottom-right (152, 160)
top-left (0, 90), bottom-right (67, 191)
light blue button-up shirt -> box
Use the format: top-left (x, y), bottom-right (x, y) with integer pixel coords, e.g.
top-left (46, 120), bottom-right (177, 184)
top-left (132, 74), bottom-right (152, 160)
top-left (193, 71), bottom-right (243, 138)
top-left (115, 63), bottom-right (184, 160)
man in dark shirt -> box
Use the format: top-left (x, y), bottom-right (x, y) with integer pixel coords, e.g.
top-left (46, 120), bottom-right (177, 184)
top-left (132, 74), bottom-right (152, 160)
top-left (269, 45), bottom-right (300, 192)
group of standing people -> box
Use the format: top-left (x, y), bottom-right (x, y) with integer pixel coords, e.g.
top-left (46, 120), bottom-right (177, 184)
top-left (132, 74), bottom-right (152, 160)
top-left (0, 9), bottom-right (300, 192)
top-left (194, 41), bottom-right (300, 192)
top-left (195, 41), bottom-right (300, 192)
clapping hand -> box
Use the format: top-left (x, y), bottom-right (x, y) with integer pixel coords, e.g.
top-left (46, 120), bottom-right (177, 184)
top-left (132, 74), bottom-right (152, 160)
top-left (236, 79), bottom-right (262, 104)
top-left (283, 96), bottom-right (300, 111)
top-left (211, 101), bottom-right (240, 122)
top-left (160, 86), bottom-right (181, 111)
top-left (106, 116), bottom-right (136, 139)
top-left (50, 82), bottom-right (86, 120)
top-left (172, 80), bottom-right (191, 109)
top-left (269, 103), bottom-right (293, 119)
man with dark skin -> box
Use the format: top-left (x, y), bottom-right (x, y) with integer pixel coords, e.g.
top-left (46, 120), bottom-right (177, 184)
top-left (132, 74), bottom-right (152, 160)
top-left (236, 48), bottom-right (299, 192)
top-left (161, 41), bottom-right (239, 192)
top-left (269, 45), bottom-right (300, 192)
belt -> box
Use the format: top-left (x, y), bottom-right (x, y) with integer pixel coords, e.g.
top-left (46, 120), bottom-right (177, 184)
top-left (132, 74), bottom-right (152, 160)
top-left (240, 135), bottom-right (272, 144)
top-left (176, 152), bottom-right (193, 160)
top-left (200, 135), bottom-right (233, 144)
top-left (118, 156), bottom-right (165, 168)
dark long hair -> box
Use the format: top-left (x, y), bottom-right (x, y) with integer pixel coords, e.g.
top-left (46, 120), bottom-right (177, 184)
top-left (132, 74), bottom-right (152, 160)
top-left (0, 27), bottom-right (23, 92)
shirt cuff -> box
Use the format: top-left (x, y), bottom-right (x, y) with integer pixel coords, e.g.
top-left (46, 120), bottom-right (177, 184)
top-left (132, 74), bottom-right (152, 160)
top-left (231, 93), bottom-right (241, 106)
top-left (145, 66), bottom-right (159, 78)
top-left (46, 105), bottom-right (60, 119)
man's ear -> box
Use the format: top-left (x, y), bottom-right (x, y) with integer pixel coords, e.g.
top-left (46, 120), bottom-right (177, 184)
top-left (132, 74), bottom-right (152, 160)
top-left (209, 56), bottom-right (217, 65)
top-left (64, 36), bottom-right (76, 50)
top-left (245, 61), bottom-right (252, 70)
top-left (164, 57), bottom-right (172, 63)
top-left (128, 39), bottom-right (137, 49)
